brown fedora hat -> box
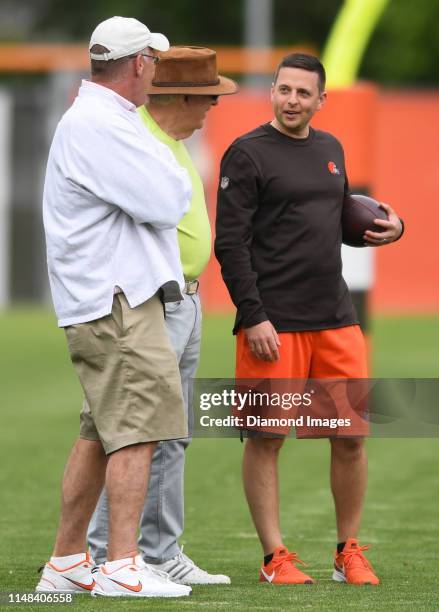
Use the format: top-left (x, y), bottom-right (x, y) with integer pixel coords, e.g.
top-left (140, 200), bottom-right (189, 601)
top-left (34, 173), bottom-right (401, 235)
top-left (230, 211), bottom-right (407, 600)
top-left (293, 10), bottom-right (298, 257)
top-left (147, 46), bottom-right (238, 95)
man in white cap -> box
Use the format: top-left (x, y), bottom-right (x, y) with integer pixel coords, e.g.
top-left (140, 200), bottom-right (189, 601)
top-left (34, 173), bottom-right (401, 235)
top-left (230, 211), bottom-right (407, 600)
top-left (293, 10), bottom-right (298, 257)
top-left (36, 17), bottom-right (192, 598)
top-left (87, 46), bottom-right (237, 585)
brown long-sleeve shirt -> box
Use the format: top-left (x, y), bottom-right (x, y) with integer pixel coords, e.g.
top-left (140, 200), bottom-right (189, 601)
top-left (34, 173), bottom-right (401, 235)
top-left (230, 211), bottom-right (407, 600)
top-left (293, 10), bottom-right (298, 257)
top-left (215, 123), bottom-right (358, 334)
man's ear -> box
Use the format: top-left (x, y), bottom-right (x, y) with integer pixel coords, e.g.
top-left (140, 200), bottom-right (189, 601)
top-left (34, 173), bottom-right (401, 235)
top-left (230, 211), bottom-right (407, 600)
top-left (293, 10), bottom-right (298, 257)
top-left (316, 90), bottom-right (327, 112)
top-left (134, 54), bottom-right (144, 77)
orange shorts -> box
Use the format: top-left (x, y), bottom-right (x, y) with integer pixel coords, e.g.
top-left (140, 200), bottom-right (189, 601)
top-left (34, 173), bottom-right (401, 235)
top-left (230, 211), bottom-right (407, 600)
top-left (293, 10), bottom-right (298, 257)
top-left (235, 325), bottom-right (369, 438)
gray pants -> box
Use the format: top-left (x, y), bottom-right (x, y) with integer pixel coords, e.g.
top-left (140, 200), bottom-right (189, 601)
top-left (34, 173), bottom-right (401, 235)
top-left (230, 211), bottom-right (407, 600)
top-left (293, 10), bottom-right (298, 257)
top-left (87, 293), bottom-right (202, 564)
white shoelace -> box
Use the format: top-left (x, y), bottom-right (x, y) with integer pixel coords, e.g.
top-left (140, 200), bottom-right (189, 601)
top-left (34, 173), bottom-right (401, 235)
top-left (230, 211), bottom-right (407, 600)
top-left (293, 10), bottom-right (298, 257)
top-left (136, 558), bottom-right (172, 581)
top-left (176, 546), bottom-right (196, 569)
top-left (146, 566), bottom-right (173, 580)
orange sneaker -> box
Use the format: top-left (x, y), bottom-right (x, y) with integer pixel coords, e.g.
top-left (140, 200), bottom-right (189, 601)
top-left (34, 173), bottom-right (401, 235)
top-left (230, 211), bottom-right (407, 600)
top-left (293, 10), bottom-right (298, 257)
top-left (259, 546), bottom-right (314, 584)
top-left (333, 538), bottom-right (380, 585)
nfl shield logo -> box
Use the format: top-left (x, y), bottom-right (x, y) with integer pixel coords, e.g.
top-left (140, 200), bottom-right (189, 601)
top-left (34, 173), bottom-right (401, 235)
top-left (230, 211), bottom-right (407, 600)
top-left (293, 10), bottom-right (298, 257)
top-left (221, 176), bottom-right (230, 190)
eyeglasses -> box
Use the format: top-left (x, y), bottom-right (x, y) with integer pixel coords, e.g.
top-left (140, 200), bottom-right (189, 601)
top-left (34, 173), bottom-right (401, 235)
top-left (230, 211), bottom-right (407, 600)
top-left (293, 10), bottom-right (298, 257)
top-left (140, 53), bottom-right (160, 64)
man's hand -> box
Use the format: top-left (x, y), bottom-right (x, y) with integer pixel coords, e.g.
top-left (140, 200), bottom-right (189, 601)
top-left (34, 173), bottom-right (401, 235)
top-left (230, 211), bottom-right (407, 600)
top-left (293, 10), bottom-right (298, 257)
top-left (363, 201), bottom-right (403, 246)
top-left (244, 321), bottom-right (281, 362)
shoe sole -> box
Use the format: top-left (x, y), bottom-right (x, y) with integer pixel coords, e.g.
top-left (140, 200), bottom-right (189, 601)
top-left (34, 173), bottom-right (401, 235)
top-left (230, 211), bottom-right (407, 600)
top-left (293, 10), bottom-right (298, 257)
top-left (35, 587), bottom-right (89, 595)
top-left (91, 591), bottom-right (191, 598)
top-left (332, 569), bottom-right (374, 585)
top-left (178, 579), bottom-right (231, 585)
top-left (260, 578), bottom-right (314, 585)
top-left (260, 582), bottom-right (314, 585)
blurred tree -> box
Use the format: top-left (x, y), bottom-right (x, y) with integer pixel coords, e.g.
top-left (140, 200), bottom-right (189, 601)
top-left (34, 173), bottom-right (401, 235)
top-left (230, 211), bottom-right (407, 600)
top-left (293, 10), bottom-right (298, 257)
top-left (3, 0), bottom-right (439, 86)
top-left (29, 0), bottom-right (243, 45)
top-left (361, 0), bottom-right (439, 86)
top-left (0, 0), bottom-right (51, 40)
top-left (274, 0), bottom-right (342, 50)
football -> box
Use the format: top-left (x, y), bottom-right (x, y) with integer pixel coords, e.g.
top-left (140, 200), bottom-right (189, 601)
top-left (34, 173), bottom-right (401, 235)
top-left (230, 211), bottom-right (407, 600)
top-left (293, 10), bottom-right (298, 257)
top-left (342, 194), bottom-right (388, 247)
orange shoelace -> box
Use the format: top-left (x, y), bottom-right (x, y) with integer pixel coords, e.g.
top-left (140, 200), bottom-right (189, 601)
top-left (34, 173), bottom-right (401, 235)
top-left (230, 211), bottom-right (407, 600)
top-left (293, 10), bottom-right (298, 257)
top-left (271, 552), bottom-right (308, 572)
top-left (341, 544), bottom-right (372, 570)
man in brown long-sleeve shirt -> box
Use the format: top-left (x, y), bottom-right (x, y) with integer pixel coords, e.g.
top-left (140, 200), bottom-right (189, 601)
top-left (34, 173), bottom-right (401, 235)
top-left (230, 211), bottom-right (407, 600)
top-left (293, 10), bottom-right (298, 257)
top-left (215, 53), bottom-right (403, 586)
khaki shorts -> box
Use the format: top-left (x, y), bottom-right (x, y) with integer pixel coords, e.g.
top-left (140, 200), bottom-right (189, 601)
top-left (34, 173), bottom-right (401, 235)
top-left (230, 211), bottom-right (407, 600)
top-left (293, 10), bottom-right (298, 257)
top-left (64, 293), bottom-right (187, 454)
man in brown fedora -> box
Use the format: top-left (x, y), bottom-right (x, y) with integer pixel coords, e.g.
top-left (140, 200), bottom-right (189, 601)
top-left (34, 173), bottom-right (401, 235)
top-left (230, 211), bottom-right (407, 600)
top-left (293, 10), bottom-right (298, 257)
top-left (88, 46), bottom-right (238, 585)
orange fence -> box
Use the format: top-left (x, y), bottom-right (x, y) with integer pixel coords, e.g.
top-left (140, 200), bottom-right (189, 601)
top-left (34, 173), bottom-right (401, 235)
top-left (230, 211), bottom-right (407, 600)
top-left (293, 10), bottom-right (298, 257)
top-left (0, 44), bottom-right (314, 73)
top-left (372, 92), bottom-right (439, 313)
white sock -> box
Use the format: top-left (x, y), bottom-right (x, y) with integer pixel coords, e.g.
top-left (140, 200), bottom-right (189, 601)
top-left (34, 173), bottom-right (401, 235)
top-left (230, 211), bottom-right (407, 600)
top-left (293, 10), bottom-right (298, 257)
top-left (104, 556), bottom-right (137, 572)
top-left (50, 553), bottom-right (87, 569)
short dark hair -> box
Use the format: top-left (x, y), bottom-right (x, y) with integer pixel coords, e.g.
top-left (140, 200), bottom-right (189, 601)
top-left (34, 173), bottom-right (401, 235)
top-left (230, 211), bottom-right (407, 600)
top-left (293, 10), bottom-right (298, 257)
top-left (273, 53), bottom-right (326, 92)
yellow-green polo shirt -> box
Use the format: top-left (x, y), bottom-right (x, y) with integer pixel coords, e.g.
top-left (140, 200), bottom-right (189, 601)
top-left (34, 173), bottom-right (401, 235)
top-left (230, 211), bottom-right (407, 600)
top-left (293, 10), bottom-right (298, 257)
top-left (137, 106), bottom-right (211, 280)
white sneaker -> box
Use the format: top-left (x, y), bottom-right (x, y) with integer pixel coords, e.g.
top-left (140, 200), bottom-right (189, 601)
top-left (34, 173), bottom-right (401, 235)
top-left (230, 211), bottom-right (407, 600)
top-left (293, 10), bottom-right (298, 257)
top-left (153, 547), bottom-right (231, 585)
top-left (36, 553), bottom-right (96, 594)
top-left (91, 555), bottom-right (191, 598)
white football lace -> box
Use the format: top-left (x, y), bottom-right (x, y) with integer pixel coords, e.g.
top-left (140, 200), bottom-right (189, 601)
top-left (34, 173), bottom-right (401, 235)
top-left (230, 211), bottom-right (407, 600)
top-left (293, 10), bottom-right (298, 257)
top-left (177, 546), bottom-right (197, 569)
top-left (144, 564), bottom-right (172, 580)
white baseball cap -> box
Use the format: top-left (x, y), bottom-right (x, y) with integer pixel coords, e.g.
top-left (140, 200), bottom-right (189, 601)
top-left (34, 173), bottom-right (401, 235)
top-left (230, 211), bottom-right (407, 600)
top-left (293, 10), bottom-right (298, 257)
top-left (89, 16), bottom-right (169, 61)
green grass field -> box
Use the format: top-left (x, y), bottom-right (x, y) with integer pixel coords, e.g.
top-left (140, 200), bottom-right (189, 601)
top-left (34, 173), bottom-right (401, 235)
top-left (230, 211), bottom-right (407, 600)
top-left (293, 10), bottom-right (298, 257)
top-left (1, 310), bottom-right (439, 611)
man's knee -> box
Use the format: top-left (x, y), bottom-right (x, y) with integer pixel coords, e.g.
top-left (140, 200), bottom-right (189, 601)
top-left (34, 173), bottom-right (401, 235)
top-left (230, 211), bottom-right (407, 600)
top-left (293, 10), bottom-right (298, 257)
top-left (246, 436), bottom-right (285, 454)
top-left (330, 437), bottom-right (365, 459)
top-left (107, 441), bottom-right (157, 471)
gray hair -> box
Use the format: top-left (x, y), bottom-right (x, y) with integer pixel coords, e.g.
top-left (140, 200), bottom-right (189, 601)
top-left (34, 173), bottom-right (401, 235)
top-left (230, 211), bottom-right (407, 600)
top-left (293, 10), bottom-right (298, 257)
top-left (148, 94), bottom-right (183, 106)
top-left (90, 44), bottom-right (135, 81)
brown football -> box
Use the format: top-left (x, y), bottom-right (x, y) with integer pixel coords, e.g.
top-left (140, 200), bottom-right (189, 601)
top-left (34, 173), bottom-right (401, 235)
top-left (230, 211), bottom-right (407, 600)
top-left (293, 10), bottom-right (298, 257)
top-left (342, 194), bottom-right (388, 247)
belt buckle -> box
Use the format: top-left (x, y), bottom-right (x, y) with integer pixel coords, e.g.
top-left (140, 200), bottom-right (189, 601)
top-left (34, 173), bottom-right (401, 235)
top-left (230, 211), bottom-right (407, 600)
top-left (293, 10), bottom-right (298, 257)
top-left (185, 280), bottom-right (199, 295)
